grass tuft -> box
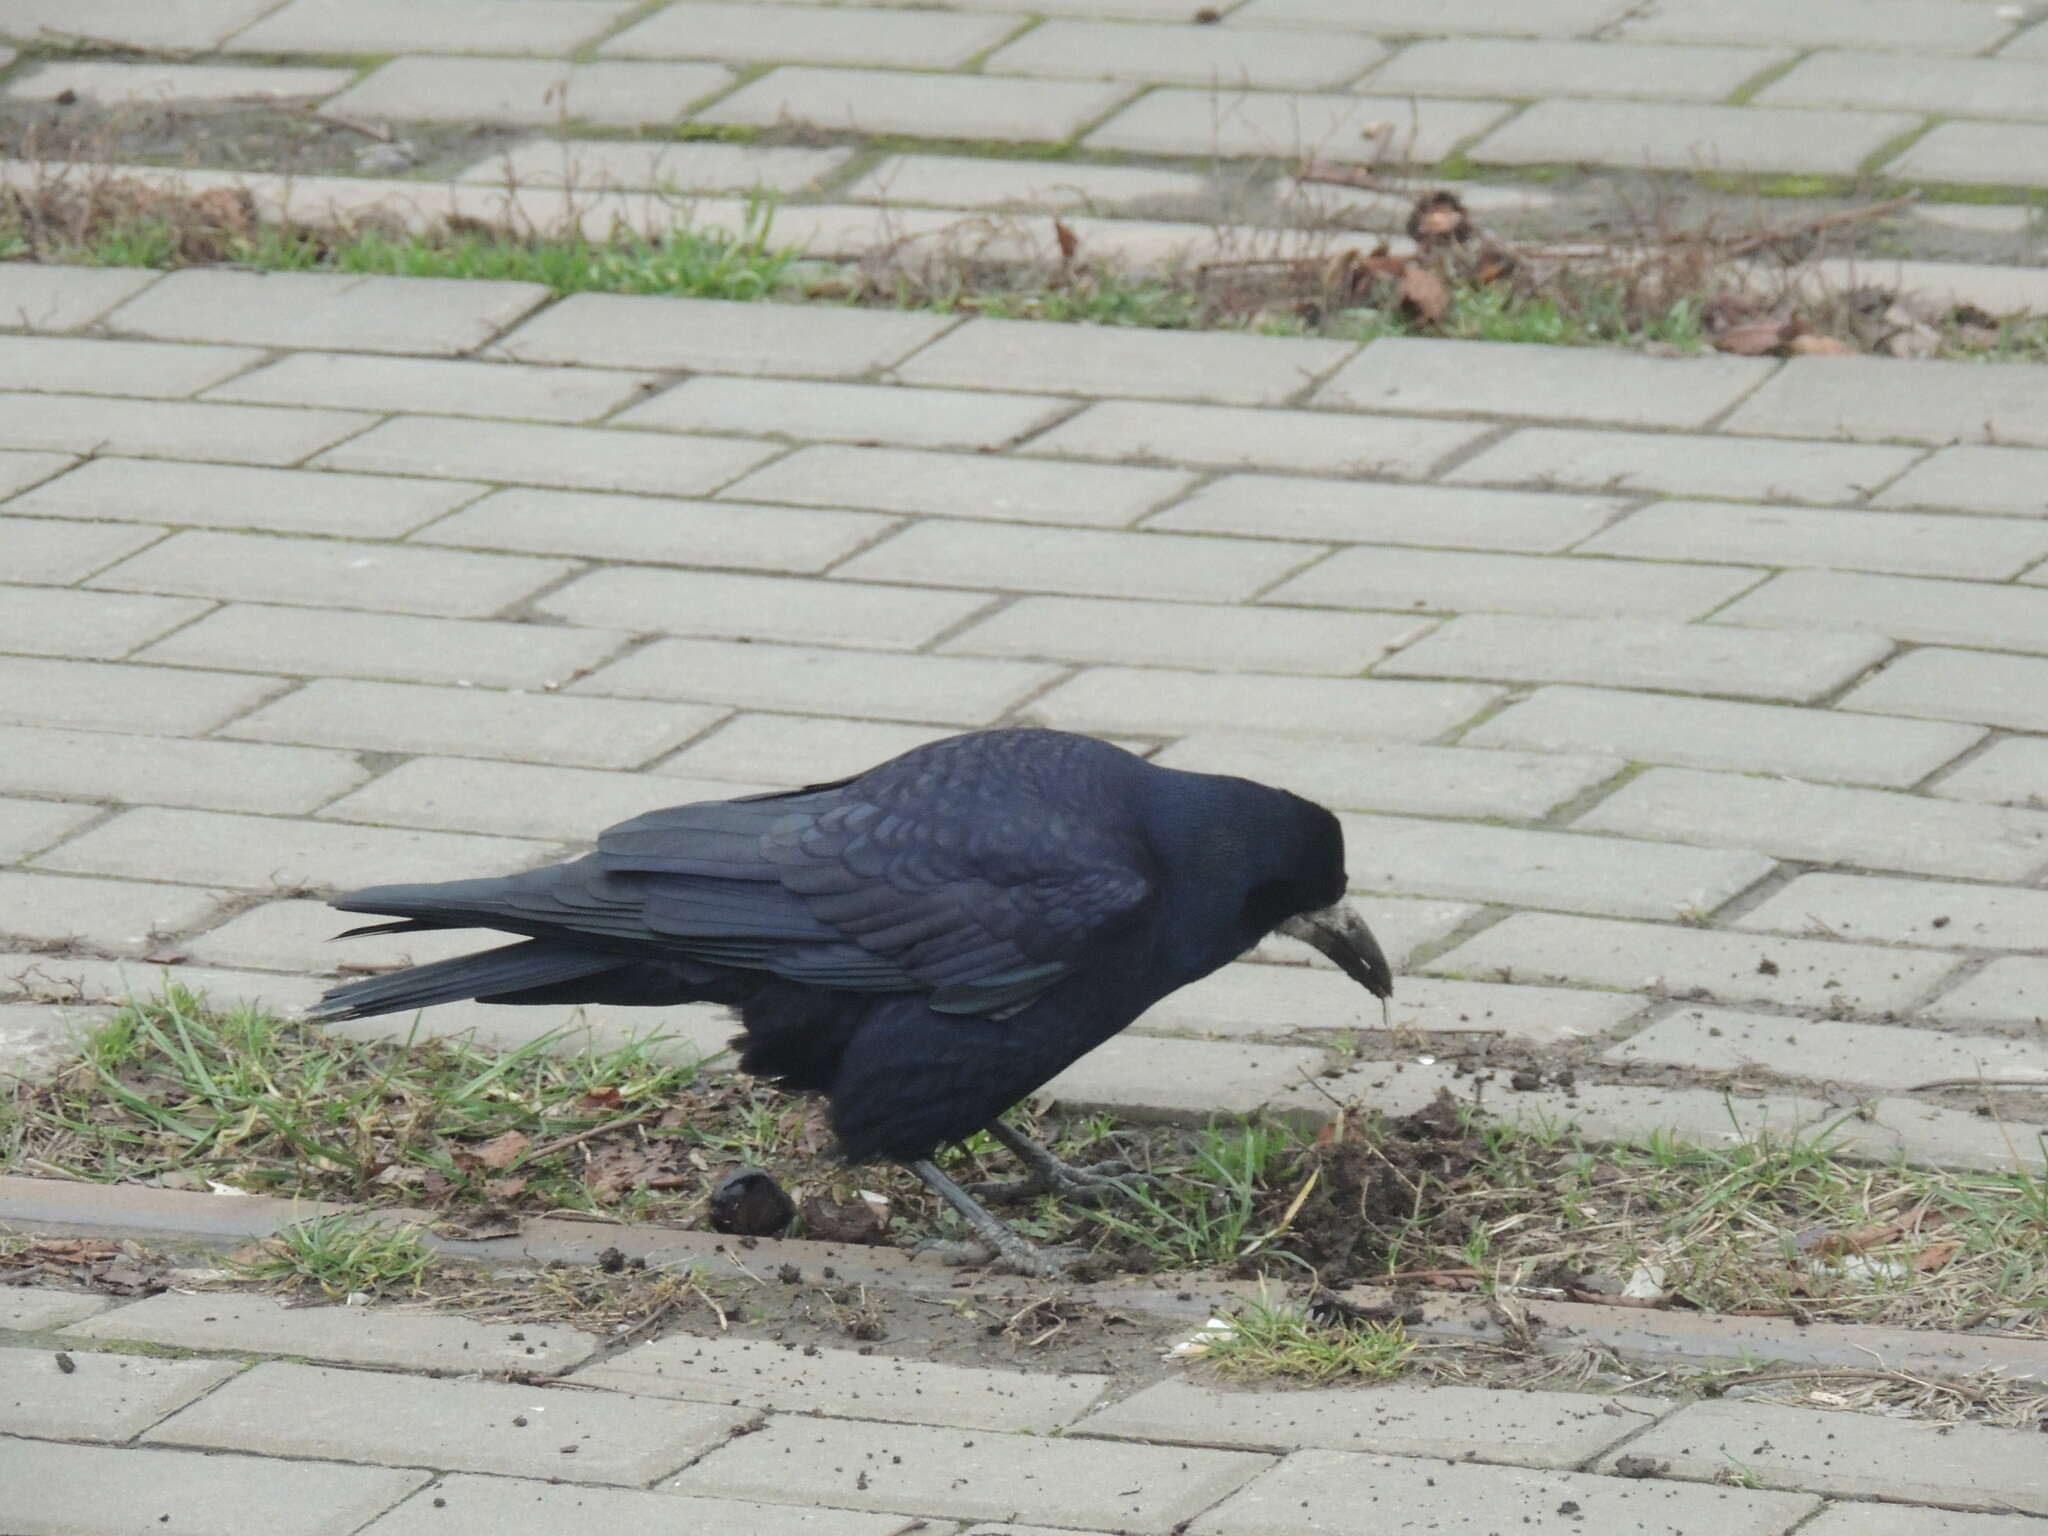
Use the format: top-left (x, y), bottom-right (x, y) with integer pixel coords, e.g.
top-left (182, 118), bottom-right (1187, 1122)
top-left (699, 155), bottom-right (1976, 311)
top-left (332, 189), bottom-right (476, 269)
top-left (240, 1214), bottom-right (436, 1298)
top-left (1198, 1290), bottom-right (1416, 1383)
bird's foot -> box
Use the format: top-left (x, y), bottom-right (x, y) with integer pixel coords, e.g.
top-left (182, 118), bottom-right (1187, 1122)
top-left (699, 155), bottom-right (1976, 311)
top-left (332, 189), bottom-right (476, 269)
top-left (916, 1236), bottom-right (1086, 1279)
top-left (967, 1158), bottom-right (1147, 1207)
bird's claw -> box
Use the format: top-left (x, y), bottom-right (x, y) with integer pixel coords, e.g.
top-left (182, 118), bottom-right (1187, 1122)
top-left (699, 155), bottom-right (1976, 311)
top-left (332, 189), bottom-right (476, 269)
top-left (912, 1236), bottom-right (1081, 1279)
top-left (967, 1159), bottom-right (1148, 1207)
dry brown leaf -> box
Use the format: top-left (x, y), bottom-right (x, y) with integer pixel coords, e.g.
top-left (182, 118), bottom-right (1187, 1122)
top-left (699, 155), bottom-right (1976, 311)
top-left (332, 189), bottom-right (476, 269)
top-left (1914, 1241), bottom-right (1961, 1273)
top-left (1788, 333), bottom-right (1857, 356)
top-left (1396, 262), bottom-right (1450, 326)
top-left (584, 1145), bottom-right (659, 1203)
top-left (473, 1129), bottom-right (531, 1170)
top-left (1407, 190), bottom-right (1472, 247)
top-left (578, 1085), bottom-right (624, 1113)
top-left (1713, 317), bottom-right (1793, 356)
top-left (1053, 218), bottom-right (1079, 264)
top-left (484, 1177), bottom-right (528, 1200)
top-left (801, 1191), bottom-right (890, 1245)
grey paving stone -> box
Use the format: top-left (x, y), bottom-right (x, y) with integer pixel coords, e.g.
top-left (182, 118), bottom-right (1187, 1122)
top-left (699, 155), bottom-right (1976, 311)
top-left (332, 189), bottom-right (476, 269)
top-left (363, 1476), bottom-right (924, 1536)
top-left (1932, 737), bottom-right (2048, 808)
top-left (1756, 50), bottom-right (2048, 119)
top-left (1146, 965), bottom-right (1641, 1045)
top-left (1079, 1379), bottom-right (1663, 1466)
top-left (1608, 1006), bottom-right (2048, 1092)
top-left (461, 138), bottom-right (853, 193)
top-left (575, 1334), bottom-right (1104, 1431)
top-left (416, 488), bottom-right (889, 575)
top-left (1026, 668), bottom-right (1498, 740)
top-left (1875, 445), bottom-right (2048, 517)
top-left (1923, 956), bottom-right (2048, 1026)
top-left (1376, 614), bottom-right (1891, 703)
top-left (1044, 1034), bottom-right (1330, 1119)
top-left (227, 0), bottom-right (636, 56)
top-left (225, 679), bottom-right (724, 771)
top-left (67, 1291), bottom-right (599, 1374)
top-left (0, 449), bottom-right (75, 499)
top-left (0, 392), bottom-right (374, 467)
top-left (1715, 570), bottom-right (2048, 655)
top-left (324, 56), bottom-right (733, 126)
top-left (35, 808), bottom-right (552, 892)
top-left (892, 316), bottom-right (1353, 405)
top-left (1465, 685), bottom-right (1981, 789)
top-left (0, 586), bottom-right (207, 661)
top-left (835, 520), bottom-right (1315, 601)
top-left (1619, 0), bottom-right (2016, 51)
top-left (93, 530), bottom-right (575, 618)
top-left (1154, 731), bottom-right (1620, 818)
top-left (0, 1290), bottom-right (112, 1331)
top-left (1737, 872), bottom-right (2048, 950)
top-left (1364, 37), bottom-right (1788, 101)
top-left (139, 604), bottom-right (627, 690)
top-left (0, 724), bottom-right (367, 816)
top-left (1471, 98), bottom-right (1918, 174)
top-left (1446, 426), bottom-right (1918, 505)
top-left (846, 154), bottom-right (1205, 211)
top-left (1582, 498), bottom-right (2048, 582)
top-left (1232, 0), bottom-right (1635, 33)
top-left (658, 714), bottom-right (955, 786)
top-left (1841, 647), bottom-right (2048, 732)
top-left (606, 2), bottom-right (1019, 67)
top-left (1581, 766), bottom-right (2048, 882)
top-left (5, 60), bottom-right (354, 106)
top-left (0, 998), bottom-right (108, 1081)
top-left (1826, 1095), bottom-right (2047, 1173)
top-left (0, 952), bottom-right (327, 1017)
top-left (1316, 337), bottom-right (1772, 428)
top-left (1428, 912), bottom-right (1959, 1014)
top-left (314, 415), bottom-right (778, 499)
top-left (0, 1436), bottom-right (430, 1536)
top-left (9, 458), bottom-right (485, 540)
top-left (0, 518), bottom-right (160, 586)
top-left (1272, 546), bottom-right (1762, 621)
top-left (0, 870), bottom-right (226, 956)
top-left (988, 18), bottom-right (1382, 87)
top-left (1722, 356), bottom-right (2048, 448)
top-left (1604, 1399), bottom-right (2046, 1513)
top-left (318, 759), bottom-right (704, 843)
top-left (104, 268), bottom-right (549, 356)
top-left (621, 377), bottom-right (1068, 451)
top-left (1085, 87), bottom-right (1511, 164)
top-left (1149, 479), bottom-right (1627, 553)
top-left (539, 567), bottom-right (990, 651)
top-left (1192, 1447), bottom-right (1816, 1536)
top-left (0, 264), bottom-right (158, 332)
top-left (1802, 1509), bottom-right (2048, 1536)
top-left (1340, 812), bottom-right (1772, 919)
top-left (0, 334), bottom-right (262, 398)
top-left (698, 65), bottom-right (1129, 142)
top-left (1888, 120), bottom-right (2048, 186)
top-left (205, 352), bottom-right (661, 423)
top-left (943, 596), bottom-right (1429, 675)
top-left (185, 898), bottom-right (477, 976)
top-left (671, 1408), bottom-right (1269, 1530)
top-left (1022, 401), bottom-right (1484, 478)
top-left (0, 657), bottom-right (282, 736)
top-left (494, 293), bottom-right (955, 378)
top-left (148, 1360), bottom-right (748, 1485)
top-left (576, 637), bottom-right (1061, 725)
top-left (725, 444), bottom-right (1194, 529)
top-left (0, 1347), bottom-right (241, 1443)
top-left (0, 798), bottom-right (97, 864)
top-left (0, 0), bottom-right (280, 49)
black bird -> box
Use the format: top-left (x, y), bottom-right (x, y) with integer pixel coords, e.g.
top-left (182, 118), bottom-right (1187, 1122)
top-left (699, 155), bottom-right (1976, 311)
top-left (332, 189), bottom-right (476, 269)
top-left (309, 728), bottom-right (1392, 1274)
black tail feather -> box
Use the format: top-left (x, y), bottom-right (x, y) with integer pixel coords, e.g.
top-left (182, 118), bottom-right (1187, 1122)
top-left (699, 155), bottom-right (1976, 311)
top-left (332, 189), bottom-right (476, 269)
top-left (307, 940), bottom-right (626, 1023)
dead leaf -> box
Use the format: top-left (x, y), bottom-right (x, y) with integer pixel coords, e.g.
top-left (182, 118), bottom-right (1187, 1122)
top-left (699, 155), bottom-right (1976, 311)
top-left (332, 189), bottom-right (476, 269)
top-left (578, 1086), bottom-right (624, 1113)
top-left (1713, 317), bottom-right (1793, 356)
top-left (801, 1191), bottom-right (890, 1245)
top-left (1396, 262), bottom-right (1450, 326)
top-left (1914, 1241), bottom-right (1961, 1272)
top-left (1053, 219), bottom-right (1079, 264)
top-left (472, 1130), bottom-right (531, 1170)
top-left (584, 1145), bottom-right (660, 1204)
top-left (1406, 190), bottom-right (1472, 247)
top-left (1787, 333), bottom-right (1856, 356)
top-left (432, 1209), bottom-right (523, 1241)
top-left (484, 1177), bottom-right (528, 1200)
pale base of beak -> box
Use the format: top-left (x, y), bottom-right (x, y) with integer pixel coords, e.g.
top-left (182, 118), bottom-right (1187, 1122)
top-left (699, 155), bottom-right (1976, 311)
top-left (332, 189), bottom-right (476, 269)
top-left (1277, 900), bottom-right (1394, 1003)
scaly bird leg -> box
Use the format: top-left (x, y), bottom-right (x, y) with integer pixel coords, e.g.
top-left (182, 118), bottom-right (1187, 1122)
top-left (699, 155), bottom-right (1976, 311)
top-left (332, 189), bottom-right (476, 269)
top-left (967, 1119), bottom-right (1145, 1206)
top-left (907, 1158), bottom-right (1072, 1278)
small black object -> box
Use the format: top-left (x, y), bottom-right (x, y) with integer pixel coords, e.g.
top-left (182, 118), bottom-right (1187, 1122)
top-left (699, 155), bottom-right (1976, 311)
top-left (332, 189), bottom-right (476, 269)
top-left (710, 1168), bottom-right (796, 1236)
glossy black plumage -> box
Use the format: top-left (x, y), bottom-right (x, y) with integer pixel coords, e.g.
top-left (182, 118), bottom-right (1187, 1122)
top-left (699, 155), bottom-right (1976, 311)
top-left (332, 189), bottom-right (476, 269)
top-left (311, 728), bottom-right (1389, 1169)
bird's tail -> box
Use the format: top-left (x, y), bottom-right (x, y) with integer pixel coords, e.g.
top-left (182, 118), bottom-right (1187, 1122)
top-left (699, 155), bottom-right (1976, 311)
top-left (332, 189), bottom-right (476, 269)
top-left (306, 940), bottom-right (624, 1023)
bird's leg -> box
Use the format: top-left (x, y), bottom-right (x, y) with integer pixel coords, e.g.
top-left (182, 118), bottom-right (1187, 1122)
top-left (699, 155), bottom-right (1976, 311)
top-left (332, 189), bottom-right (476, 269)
top-left (907, 1158), bottom-right (1071, 1278)
top-left (966, 1119), bottom-right (1143, 1206)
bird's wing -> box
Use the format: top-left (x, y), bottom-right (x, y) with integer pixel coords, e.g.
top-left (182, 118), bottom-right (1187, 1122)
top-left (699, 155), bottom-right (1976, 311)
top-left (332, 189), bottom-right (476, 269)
top-left (595, 741), bottom-right (1156, 1017)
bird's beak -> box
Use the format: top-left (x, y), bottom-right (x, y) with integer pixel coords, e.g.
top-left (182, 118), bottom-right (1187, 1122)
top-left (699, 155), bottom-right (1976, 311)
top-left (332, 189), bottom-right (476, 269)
top-left (1278, 901), bottom-right (1394, 1000)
